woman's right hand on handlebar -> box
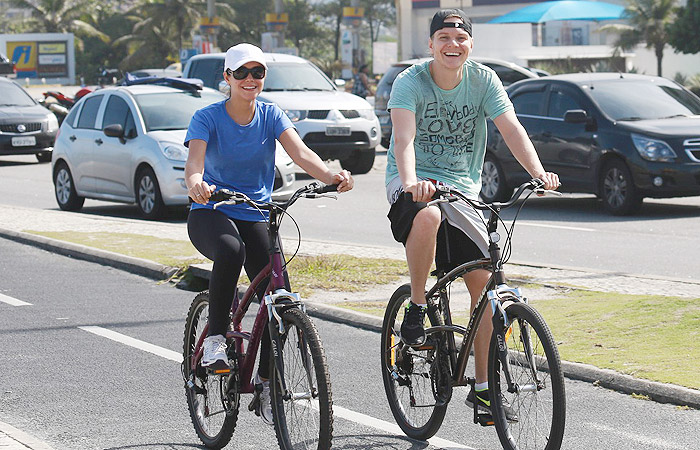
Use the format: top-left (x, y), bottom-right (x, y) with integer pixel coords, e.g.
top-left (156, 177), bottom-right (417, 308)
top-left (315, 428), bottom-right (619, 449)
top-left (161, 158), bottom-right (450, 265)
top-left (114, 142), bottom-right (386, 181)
top-left (189, 181), bottom-right (216, 205)
top-left (405, 180), bottom-right (436, 203)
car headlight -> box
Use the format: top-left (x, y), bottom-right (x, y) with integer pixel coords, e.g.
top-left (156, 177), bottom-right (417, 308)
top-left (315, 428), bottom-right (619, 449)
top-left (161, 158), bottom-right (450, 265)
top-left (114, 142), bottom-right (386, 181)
top-left (161, 143), bottom-right (188, 161)
top-left (284, 109), bottom-right (307, 122)
top-left (47, 114), bottom-right (59, 132)
top-left (631, 133), bottom-right (676, 162)
top-left (357, 109), bottom-right (375, 120)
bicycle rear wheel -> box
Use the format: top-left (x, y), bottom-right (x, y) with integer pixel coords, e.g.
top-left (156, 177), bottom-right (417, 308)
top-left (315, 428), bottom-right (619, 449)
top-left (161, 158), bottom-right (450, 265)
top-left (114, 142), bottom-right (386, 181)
top-left (270, 307), bottom-right (333, 450)
top-left (489, 302), bottom-right (566, 450)
top-left (380, 284), bottom-right (449, 440)
top-left (183, 291), bottom-right (239, 449)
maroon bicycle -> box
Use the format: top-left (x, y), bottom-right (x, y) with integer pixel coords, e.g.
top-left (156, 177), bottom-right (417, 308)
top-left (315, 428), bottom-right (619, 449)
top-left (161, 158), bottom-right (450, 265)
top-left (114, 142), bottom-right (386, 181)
top-left (182, 182), bottom-right (337, 449)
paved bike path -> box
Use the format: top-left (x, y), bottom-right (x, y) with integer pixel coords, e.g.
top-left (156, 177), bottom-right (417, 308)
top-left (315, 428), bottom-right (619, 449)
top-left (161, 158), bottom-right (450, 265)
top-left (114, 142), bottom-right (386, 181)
top-left (1, 204), bottom-right (699, 448)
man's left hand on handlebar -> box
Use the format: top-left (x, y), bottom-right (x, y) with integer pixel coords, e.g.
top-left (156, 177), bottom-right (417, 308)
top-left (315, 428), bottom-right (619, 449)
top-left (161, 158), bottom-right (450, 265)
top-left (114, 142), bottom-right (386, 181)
top-left (330, 170), bottom-right (354, 193)
top-left (537, 172), bottom-right (560, 191)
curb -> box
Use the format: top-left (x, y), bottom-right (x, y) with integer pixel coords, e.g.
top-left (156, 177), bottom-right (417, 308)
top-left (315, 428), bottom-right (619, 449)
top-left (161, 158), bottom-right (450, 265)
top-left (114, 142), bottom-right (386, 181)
top-left (0, 228), bottom-right (178, 280)
top-left (2, 229), bottom-right (698, 410)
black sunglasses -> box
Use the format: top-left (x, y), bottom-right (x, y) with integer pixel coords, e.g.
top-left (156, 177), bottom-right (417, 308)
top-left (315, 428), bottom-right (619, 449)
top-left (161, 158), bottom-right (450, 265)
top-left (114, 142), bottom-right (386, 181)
top-left (227, 65), bottom-right (266, 80)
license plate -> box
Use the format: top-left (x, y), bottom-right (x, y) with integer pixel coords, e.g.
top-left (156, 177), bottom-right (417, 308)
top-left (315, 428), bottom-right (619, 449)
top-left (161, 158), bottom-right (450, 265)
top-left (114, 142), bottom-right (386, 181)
top-left (325, 126), bottom-right (351, 136)
top-left (12, 136), bottom-right (36, 147)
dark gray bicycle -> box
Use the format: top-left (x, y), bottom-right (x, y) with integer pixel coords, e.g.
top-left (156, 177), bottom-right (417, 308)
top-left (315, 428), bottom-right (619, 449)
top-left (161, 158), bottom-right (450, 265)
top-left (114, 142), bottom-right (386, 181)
top-left (381, 179), bottom-right (566, 450)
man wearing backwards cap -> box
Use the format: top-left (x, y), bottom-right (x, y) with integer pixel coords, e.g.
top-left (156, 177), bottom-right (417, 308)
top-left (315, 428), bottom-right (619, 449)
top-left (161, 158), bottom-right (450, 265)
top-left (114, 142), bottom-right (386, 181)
top-left (384, 9), bottom-right (559, 419)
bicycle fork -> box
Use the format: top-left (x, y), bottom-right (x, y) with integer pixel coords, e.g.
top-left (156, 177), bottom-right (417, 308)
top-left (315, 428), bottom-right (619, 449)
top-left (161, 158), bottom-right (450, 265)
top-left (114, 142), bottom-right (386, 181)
top-left (265, 290), bottom-right (318, 402)
top-left (489, 287), bottom-right (542, 394)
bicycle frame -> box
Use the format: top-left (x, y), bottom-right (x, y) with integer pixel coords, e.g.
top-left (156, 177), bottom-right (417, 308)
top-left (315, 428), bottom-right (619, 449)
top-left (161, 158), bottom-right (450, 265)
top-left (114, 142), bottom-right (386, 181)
top-left (418, 185), bottom-right (540, 392)
top-left (189, 204), bottom-right (300, 395)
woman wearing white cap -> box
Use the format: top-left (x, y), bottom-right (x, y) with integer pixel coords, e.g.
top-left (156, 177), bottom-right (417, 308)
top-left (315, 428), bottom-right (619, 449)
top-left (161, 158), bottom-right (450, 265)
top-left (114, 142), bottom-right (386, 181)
top-left (184, 43), bottom-right (353, 425)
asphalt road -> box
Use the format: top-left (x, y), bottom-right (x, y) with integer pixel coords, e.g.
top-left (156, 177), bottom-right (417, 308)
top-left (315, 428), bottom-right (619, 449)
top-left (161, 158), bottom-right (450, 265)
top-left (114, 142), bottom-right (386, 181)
top-left (1, 238), bottom-right (699, 450)
top-left (2, 153), bottom-right (700, 280)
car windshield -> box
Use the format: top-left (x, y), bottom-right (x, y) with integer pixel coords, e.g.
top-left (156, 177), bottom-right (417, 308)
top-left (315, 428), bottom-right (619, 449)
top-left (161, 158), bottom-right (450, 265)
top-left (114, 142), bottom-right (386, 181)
top-left (134, 90), bottom-right (224, 131)
top-left (1, 83), bottom-right (36, 107)
top-left (586, 79), bottom-right (700, 121)
top-left (263, 62), bottom-right (335, 92)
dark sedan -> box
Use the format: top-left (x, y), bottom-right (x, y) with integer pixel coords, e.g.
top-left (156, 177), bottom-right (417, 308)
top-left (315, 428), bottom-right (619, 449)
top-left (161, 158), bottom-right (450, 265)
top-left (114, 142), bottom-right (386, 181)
top-left (0, 77), bottom-right (59, 162)
top-left (483, 73), bottom-right (700, 215)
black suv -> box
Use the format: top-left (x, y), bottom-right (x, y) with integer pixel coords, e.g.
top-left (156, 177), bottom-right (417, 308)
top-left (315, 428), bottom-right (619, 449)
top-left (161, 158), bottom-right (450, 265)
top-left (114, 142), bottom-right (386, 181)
top-left (0, 77), bottom-right (59, 162)
top-left (482, 73), bottom-right (700, 215)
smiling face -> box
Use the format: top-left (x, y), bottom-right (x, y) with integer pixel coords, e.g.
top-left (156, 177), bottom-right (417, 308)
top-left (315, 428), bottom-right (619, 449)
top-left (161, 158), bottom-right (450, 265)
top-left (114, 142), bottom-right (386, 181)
top-left (429, 16), bottom-right (473, 71)
top-left (224, 62), bottom-right (265, 100)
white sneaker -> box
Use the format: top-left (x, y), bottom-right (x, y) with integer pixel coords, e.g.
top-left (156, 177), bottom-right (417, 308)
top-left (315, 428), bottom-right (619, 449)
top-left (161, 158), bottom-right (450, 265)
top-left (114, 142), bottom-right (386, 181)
top-left (255, 372), bottom-right (274, 426)
top-left (201, 335), bottom-right (229, 369)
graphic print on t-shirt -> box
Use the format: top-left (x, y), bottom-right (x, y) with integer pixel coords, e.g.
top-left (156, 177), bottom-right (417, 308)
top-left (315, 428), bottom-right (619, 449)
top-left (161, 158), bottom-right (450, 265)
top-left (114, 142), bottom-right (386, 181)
top-left (415, 98), bottom-right (478, 172)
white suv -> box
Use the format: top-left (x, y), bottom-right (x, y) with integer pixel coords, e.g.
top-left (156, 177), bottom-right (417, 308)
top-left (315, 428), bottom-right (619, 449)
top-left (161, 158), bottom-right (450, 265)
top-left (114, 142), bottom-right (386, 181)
top-left (183, 52), bottom-right (381, 174)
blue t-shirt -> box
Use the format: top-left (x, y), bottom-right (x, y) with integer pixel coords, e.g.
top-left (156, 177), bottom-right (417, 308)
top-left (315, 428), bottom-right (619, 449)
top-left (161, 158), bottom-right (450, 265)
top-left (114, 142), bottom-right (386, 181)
top-left (386, 59), bottom-right (512, 198)
top-left (185, 99), bottom-right (294, 221)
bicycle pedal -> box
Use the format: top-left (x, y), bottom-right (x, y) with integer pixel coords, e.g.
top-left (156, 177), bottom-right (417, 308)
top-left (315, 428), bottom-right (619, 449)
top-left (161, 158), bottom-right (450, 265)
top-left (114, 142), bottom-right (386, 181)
top-left (476, 413), bottom-right (495, 427)
top-left (206, 367), bottom-right (231, 375)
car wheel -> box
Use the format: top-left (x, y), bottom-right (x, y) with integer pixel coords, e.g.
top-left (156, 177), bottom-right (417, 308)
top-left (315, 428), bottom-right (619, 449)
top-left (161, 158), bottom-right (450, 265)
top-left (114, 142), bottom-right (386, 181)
top-left (599, 159), bottom-right (643, 215)
top-left (135, 167), bottom-right (165, 219)
top-left (36, 151), bottom-right (52, 163)
top-left (340, 148), bottom-right (375, 175)
top-left (53, 162), bottom-right (85, 211)
top-left (480, 154), bottom-right (511, 203)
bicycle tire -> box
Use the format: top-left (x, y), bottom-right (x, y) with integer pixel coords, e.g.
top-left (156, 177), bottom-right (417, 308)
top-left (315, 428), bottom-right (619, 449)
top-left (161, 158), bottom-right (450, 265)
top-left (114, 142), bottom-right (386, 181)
top-left (489, 301), bottom-right (566, 450)
top-left (183, 291), bottom-right (239, 449)
top-left (270, 307), bottom-right (333, 450)
top-left (380, 284), bottom-right (449, 440)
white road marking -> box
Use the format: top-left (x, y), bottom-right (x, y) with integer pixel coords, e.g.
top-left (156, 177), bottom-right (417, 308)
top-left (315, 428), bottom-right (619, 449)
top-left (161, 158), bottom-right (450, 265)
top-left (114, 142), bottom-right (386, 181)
top-left (587, 423), bottom-right (689, 450)
top-left (332, 404), bottom-right (475, 450)
top-left (0, 420), bottom-right (55, 449)
top-left (81, 325), bottom-right (475, 449)
top-left (78, 326), bottom-right (182, 362)
top-left (517, 221), bottom-right (595, 232)
top-left (0, 293), bottom-right (32, 306)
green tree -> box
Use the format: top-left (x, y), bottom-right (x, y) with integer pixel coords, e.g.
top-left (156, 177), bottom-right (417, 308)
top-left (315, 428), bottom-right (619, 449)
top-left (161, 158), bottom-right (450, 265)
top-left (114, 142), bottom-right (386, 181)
top-left (668, 0), bottom-right (700, 54)
top-left (8, 0), bottom-right (109, 43)
top-left (218, 0), bottom-right (272, 47)
top-left (115, 0), bottom-right (237, 70)
top-left (600, 0), bottom-right (677, 76)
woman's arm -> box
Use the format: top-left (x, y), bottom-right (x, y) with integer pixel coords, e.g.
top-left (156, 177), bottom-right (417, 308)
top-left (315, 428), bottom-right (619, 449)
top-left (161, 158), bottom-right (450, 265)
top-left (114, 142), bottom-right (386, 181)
top-left (278, 129), bottom-right (354, 192)
top-left (392, 108), bottom-right (434, 202)
top-left (493, 110), bottom-right (560, 190)
top-left (184, 139), bottom-right (215, 204)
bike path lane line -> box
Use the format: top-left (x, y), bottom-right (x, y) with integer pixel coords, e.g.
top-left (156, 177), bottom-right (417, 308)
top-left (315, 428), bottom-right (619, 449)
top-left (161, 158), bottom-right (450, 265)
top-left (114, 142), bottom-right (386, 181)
top-left (0, 293), bottom-right (31, 307)
top-left (80, 325), bottom-right (474, 449)
top-left (0, 421), bottom-right (55, 450)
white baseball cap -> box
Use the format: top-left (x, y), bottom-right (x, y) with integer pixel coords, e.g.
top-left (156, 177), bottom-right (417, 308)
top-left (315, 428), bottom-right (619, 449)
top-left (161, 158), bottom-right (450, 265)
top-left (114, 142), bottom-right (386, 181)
top-left (224, 43), bottom-right (268, 72)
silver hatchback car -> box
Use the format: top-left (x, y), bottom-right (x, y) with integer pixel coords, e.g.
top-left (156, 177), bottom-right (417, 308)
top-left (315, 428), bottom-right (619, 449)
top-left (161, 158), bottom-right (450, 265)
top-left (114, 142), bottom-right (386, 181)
top-left (51, 79), bottom-right (296, 218)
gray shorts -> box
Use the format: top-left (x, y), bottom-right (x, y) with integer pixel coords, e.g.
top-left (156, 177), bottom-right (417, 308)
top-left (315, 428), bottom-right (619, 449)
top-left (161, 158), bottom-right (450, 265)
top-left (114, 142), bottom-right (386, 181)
top-left (386, 176), bottom-right (489, 271)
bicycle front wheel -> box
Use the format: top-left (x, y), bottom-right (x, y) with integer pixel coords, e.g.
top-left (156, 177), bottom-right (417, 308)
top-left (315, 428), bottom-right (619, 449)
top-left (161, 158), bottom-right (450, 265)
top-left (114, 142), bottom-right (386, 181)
top-left (489, 302), bottom-right (566, 450)
top-left (183, 291), bottom-right (239, 449)
top-left (270, 307), bottom-right (333, 450)
top-left (380, 284), bottom-right (449, 440)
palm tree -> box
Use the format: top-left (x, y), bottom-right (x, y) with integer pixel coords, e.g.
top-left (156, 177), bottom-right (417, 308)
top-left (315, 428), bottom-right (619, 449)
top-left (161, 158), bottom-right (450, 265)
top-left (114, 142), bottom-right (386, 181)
top-left (9, 0), bottom-right (108, 43)
top-left (124, 0), bottom-right (236, 57)
top-left (600, 0), bottom-right (677, 76)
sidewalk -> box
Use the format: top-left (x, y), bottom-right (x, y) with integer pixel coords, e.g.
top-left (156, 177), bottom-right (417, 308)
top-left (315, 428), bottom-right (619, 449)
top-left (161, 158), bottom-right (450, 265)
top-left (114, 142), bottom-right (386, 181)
top-left (0, 204), bottom-right (698, 449)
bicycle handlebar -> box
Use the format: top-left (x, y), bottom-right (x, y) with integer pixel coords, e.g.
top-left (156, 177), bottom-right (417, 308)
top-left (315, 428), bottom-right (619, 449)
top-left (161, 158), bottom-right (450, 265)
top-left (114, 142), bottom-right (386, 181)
top-left (428, 178), bottom-right (560, 210)
top-left (210, 182), bottom-right (338, 211)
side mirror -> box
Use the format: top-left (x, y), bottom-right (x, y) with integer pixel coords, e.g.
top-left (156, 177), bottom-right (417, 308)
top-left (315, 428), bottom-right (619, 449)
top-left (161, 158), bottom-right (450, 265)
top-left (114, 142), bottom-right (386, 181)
top-left (104, 123), bottom-right (126, 144)
top-left (335, 79), bottom-right (346, 88)
top-left (563, 109), bottom-right (589, 124)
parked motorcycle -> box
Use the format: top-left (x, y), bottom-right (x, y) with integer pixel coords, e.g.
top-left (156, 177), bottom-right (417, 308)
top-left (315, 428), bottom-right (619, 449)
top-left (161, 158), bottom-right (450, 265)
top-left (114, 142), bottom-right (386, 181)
top-left (39, 88), bottom-right (92, 124)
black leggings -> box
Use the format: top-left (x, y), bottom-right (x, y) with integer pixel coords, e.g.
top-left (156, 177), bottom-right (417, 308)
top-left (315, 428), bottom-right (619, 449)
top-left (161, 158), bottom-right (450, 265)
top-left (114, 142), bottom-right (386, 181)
top-left (187, 208), bottom-right (272, 377)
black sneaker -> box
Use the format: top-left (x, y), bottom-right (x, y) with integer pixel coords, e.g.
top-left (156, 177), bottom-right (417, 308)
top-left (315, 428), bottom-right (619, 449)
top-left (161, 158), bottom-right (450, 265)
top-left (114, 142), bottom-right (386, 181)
top-left (400, 302), bottom-right (427, 347)
top-left (465, 387), bottom-right (518, 422)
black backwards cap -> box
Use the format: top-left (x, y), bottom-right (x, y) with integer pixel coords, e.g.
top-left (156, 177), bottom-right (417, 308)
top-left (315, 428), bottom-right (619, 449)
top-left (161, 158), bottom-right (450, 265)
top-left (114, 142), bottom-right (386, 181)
top-left (430, 9), bottom-right (472, 37)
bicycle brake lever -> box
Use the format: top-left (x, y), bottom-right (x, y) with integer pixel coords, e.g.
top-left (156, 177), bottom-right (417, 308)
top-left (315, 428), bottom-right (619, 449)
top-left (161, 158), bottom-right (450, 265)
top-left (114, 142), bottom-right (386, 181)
top-left (534, 188), bottom-right (563, 197)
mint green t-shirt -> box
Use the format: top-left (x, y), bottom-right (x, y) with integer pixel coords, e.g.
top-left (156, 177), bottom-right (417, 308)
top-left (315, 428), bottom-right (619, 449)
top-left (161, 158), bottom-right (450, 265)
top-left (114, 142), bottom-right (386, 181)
top-left (385, 59), bottom-right (512, 198)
